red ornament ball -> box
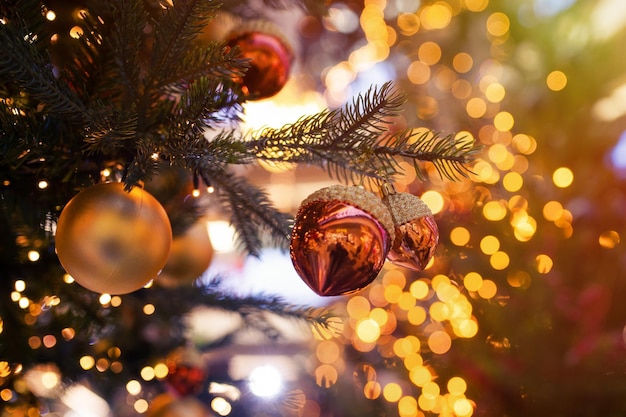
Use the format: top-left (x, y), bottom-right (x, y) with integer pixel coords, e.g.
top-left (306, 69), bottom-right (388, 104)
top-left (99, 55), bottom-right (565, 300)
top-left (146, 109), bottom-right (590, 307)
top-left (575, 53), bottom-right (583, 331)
top-left (290, 185), bottom-right (394, 297)
top-left (382, 186), bottom-right (439, 271)
top-left (226, 21), bottom-right (293, 100)
top-left (165, 363), bottom-right (205, 397)
top-left (55, 182), bottom-right (172, 294)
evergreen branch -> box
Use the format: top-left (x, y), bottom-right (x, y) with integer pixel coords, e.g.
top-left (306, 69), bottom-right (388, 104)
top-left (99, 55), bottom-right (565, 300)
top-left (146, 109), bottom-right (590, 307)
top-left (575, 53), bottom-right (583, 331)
top-left (202, 169), bottom-right (292, 257)
top-left (169, 77), bottom-right (244, 140)
top-left (197, 283), bottom-right (338, 335)
top-left (83, 105), bottom-right (139, 156)
top-left (143, 0), bottom-right (222, 97)
top-left (159, 41), bottom-right (249, 91)
top-left (246, 83), bottom-right (477, 183)
top-left (375, 129), bottom-right (478, 181)
top-left (0, 18), bottom-right (87, 123)
top-left (97, 0), bottom-right (146, 104)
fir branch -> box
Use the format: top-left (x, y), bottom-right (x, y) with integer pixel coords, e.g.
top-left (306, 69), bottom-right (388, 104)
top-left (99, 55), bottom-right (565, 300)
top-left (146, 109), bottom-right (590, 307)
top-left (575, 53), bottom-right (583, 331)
top-left (168, 77), bottom-right (244, 140)
top-left (142, 0), bottom-right (222, 97)
top-left (0, 16), bottom-right (87, 123)
top-left (83, 105), bottom-right (139, 156)
top-left (95, 0), bottom-right (147, 104)
top-left (246, 82), bottom-right (477, 184)
top-left (197, 283), bottom-right (338, 337)
top-left (160, 41), bottom-right (249, 91)
top-left (376, 129), bottom-right (478, 181)
top-left (203, 169), bottom-right (292, 257)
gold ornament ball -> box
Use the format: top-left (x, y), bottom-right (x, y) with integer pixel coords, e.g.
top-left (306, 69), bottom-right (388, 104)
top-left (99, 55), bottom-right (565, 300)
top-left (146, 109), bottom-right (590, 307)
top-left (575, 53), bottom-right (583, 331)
top-left (55, 182), bottom-right (172, 294)
top-left (157, 220), bottom-right (215, 287)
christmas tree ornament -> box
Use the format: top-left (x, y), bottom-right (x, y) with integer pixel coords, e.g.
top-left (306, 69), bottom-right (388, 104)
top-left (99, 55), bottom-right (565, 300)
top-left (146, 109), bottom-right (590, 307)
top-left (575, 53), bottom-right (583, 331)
top-left (225, 20), bottom-right (294, 99)
top-left (157, 219), bottom-right (214, 287)
top-left (164, 348), bottom-right (205, 397)
top-left (381, 184), bottom-right (439, 271)
top-left (148, 393), bottom-right (210, 417)
top-left (55, 182), bottom-right (172, 294)
top-left (290, 185), bottom-right (395, 296)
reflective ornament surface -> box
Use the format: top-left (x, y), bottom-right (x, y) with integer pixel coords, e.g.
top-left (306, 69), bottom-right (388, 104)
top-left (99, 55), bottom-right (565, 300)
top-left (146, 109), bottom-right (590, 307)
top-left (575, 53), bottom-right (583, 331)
top-left (382, 186), bottom-right (439, 271)
top-left (226, 23), bottom-right (293, 100)
top-left (157, 220), bottom-right (214, 287)
top-left (387, 215), bottom-right (439, 271)
top-left (55, 182), bottom-right (172, 294)
top-left (290, 200), bottom-right (390, 296)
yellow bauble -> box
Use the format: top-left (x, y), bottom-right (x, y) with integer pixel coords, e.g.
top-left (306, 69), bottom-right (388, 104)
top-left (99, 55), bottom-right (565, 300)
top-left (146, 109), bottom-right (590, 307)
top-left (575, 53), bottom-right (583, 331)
top-left (55, 182), bottom-right (172, 294)
top-left (157, 220), bottom-right (214, 287)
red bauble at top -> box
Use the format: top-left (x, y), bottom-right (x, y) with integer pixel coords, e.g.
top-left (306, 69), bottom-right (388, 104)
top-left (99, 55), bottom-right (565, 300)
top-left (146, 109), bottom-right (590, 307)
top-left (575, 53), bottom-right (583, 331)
top-left (226, 21), bottom-right (293, 100)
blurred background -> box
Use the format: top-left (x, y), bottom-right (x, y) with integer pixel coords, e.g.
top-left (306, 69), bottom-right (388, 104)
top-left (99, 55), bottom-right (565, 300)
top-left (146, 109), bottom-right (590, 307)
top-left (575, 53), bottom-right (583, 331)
top-left (4, 0), bottom-right (626, 416)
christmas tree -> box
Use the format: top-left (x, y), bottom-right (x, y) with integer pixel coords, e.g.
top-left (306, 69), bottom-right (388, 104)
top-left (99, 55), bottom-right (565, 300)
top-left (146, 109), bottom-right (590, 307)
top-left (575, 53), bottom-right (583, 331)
top-left (0, 0), bottom-right (476, 416)
top-left (3, 0), bottom-right (626, 416)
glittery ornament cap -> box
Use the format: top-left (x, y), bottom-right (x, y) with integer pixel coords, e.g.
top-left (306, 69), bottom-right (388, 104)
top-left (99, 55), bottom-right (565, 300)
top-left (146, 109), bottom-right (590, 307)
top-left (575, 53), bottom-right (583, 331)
top-left (302, 184), bottom-right (395, 244)
top-left (383, 191), bottom-right (433, 225)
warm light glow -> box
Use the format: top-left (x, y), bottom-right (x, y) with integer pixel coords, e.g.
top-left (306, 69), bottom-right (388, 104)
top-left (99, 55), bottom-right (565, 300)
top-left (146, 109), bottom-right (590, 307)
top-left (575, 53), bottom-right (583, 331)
top-left (356, 318), bottom-right (381, 343)
top-left (418, 41), bottom-right (442, 65)
top-left (126, 380), bottom-right (141, 395)
top-left (347, 296), bottom-right (371, 319)
top-left (407, 60), bottom-right (431, 85)
top-left (453, 52), bottom-right (473, 73)
top-left (543, 200), bottom-right (564, 221)
top-left (69, 25), bottom-right (83, 39)
top-left (383, 382), bottom-right (403, 402)
top-left (464, 272), bottom-right (483, 292)
top-left (466, 97), bottom-right (487, 118)
top-left (494, 111), bottom-right (514, 131)
top-left (79, 356), bottom-right (95, 370)
top-left (490, 251), bottom-right (510, 270)
top-left (486, 12), bottom-right (510, 36)
top-left (41, 370), bottom-right (60, 389)
top-left (427, 330), bottom-right (452, 354)
top-left (140, 366), bottom-right (155, 381)
top-left (454, 398), bottom-right (474, 416)
top-left (477, 279), bottom-right (497, 299)
top-left (599, 230), bottom-right (620, 248)
top-left (207, 220), bottom-right (236, 253)
top-left (450, 226), bottom-right (470, 246)
top-left (420, 2), bottom-right (452, 30)
top-left (409, 280), bottom-right (430, 299)
top-left (409, 365), bottom-right (432, 386)
top-left (99, 293), bottom-right (111, 305)
top-left (364, 380), bottom-right (382, 399)
top-left (398, 396), bottom-right (418, 417)
top-left (249, 365), bottom-right (283, 398)
top-left (464, 0), bottom-right (489, 12)
top-left (536, 254), bottom-right (554, 274)
top-left (211, 397), bottom-right (233, 416)
top-left (134, 399), bottom-right (149, 413)
top-left (15, 280), bottom-right (26, 292)
top-left (547, 70), bottom-right (567, 91)
top-left (480, 235), bottom-right (500, 255)
top-left (421, 190), bottom-right (444, 214)
top-left (485, 83), bottom-right (505, 102)
top-left (552, 167), bottom-right (574, 188)
top-left (483, 200), bottom-right (507, 221)
top-left (503, 171), bottom-right (523, 192)
top-left (154, 363), bottom-right (169, 379)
